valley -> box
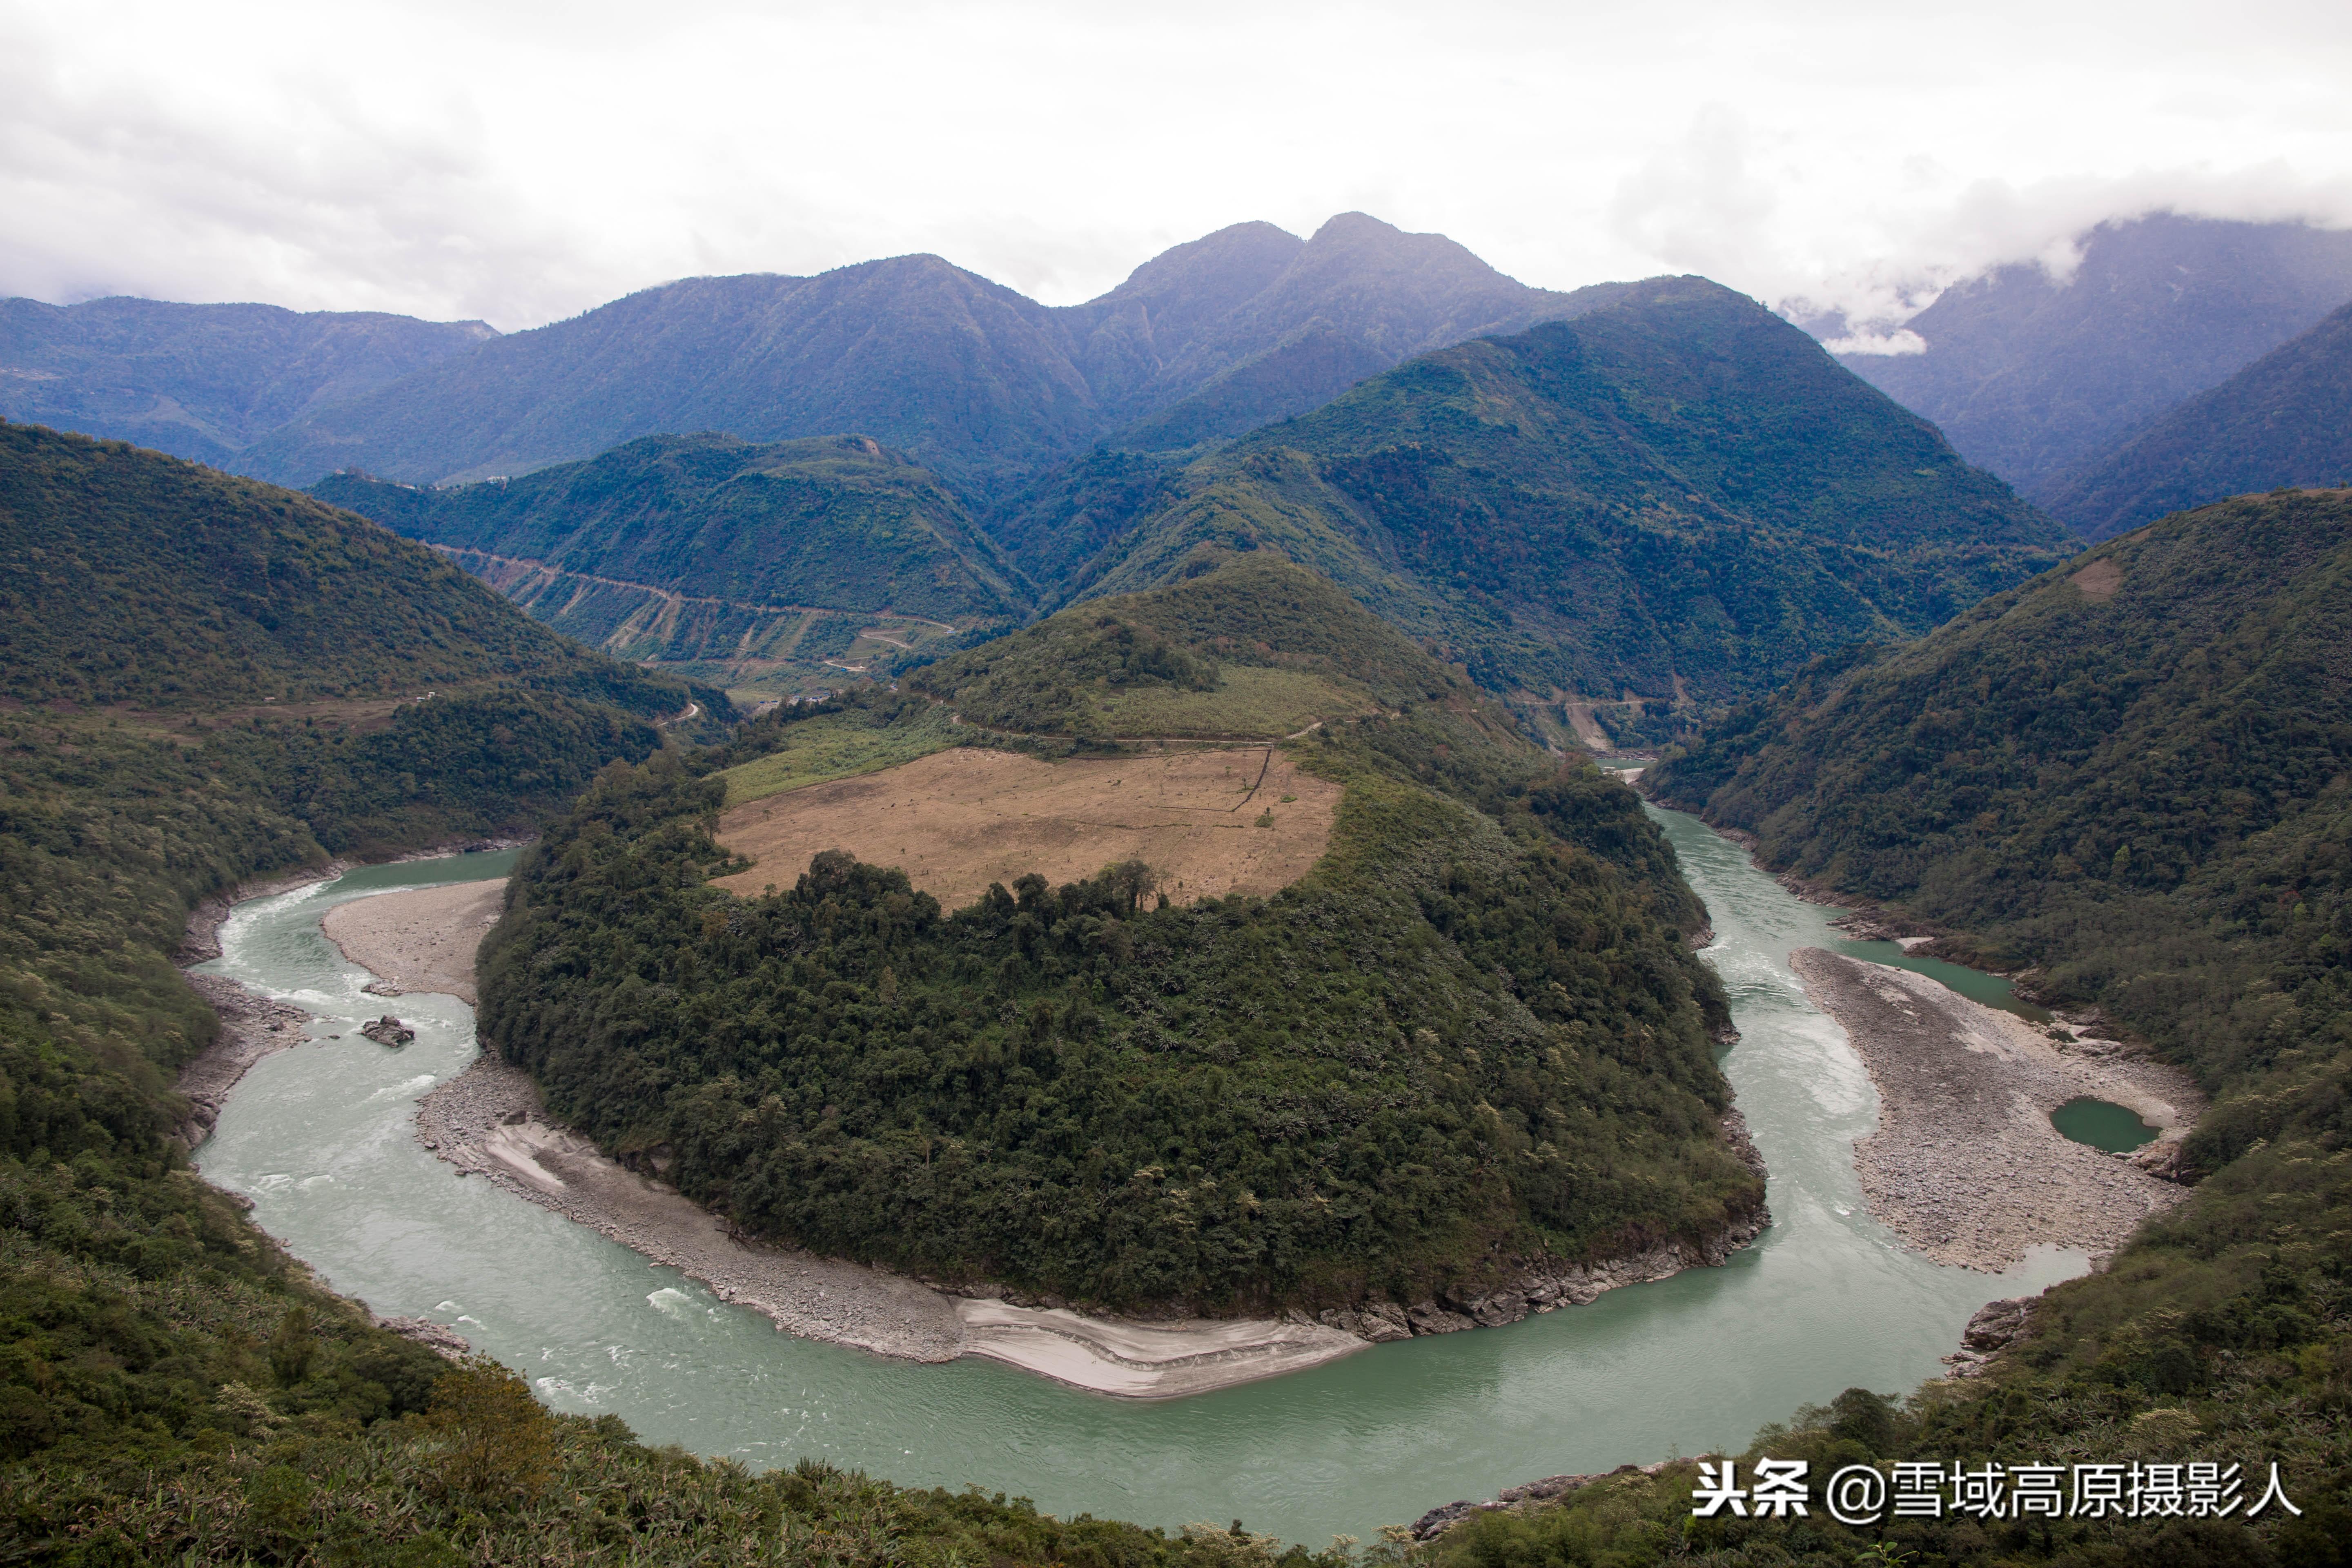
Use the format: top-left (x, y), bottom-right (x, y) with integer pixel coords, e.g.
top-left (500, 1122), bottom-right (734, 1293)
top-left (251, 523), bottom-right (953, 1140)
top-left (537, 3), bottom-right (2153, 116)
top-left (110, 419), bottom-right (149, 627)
top-left (7, 182), bottom-right (2352, 1568)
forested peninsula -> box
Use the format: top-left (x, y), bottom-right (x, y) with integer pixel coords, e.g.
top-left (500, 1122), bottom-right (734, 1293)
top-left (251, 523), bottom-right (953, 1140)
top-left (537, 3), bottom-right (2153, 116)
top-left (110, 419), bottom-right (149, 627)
top-left (478, 556), bottom-right (1765, 1319)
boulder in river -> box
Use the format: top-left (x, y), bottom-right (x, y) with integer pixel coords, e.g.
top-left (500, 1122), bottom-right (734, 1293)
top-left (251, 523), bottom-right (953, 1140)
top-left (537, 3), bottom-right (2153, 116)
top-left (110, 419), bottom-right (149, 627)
top-left (360, 1016), bottom-right (415, 1047)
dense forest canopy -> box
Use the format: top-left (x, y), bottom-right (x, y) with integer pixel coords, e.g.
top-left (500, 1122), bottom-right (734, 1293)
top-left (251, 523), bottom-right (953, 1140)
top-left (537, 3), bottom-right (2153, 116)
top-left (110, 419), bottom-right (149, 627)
top-left (0, 420), bottom-right (701, 715)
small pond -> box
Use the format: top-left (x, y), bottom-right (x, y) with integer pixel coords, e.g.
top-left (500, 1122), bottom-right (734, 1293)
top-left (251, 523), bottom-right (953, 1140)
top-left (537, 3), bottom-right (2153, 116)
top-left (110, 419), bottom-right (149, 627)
top-left (2050, 1097), bottom-right (2160, 1154)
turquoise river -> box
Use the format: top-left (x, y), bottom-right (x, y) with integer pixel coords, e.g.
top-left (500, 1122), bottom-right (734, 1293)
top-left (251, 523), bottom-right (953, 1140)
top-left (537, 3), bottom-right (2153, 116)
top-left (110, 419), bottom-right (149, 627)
top-left (190, 806), bottom-right (2082, 1546)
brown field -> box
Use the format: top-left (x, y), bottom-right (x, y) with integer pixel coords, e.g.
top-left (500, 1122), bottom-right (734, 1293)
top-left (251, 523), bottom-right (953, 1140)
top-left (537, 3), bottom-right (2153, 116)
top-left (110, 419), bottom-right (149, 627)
top-left (712, 746), bottom-right (1342, 910)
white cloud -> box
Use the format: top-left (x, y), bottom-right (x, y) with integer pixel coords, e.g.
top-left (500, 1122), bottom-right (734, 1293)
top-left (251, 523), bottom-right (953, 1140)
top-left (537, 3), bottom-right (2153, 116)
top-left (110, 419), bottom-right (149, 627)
top-left (4, 0), bottom-right (2352, 329)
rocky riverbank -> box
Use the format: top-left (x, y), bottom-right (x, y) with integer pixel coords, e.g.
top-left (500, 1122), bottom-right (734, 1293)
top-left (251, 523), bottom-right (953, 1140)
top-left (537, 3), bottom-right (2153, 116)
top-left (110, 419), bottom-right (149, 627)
top-left (1790, 948), bottom-right (2200, 1270)
top-left (173, 973), bottom-right (315, 1149)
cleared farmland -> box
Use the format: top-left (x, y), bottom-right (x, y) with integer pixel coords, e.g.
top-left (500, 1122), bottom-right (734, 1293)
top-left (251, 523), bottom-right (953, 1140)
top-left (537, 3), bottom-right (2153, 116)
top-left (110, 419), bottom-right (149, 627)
top-left (711, 745), bottom-right (1340, 910)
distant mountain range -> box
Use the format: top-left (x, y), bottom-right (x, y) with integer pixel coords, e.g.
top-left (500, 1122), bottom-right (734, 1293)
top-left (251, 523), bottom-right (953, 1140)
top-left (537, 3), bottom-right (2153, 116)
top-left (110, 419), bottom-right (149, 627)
top-left (1016, 278), bottom-right (2071, 739)
top-left (316, 280), bottom-right (2069, 722)
top-left (0, 296), bottom-right (494, 468)
top-left (6, 214), bottom-right (1624, 501)
top-left (1826, 216), bottom-right (2352, 501)
top-left (2038, 299), bottom-right (2352, 539)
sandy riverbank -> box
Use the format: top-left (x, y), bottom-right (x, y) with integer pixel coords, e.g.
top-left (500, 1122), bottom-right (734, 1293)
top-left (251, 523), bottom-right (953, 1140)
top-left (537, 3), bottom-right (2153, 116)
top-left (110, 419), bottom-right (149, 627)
top-left (322, 878), bottom-right (506, 1004)
top-left (416, 1056), bottom-right (1365, 1396)
top-left (1790, 948), bottom-right (2200, 1271)
top-left (323, 878), bottom-right (1364, 1396)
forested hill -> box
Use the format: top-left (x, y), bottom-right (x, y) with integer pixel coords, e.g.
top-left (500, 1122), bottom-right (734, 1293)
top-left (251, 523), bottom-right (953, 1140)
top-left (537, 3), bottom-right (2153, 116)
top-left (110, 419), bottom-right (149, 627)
top-left (1647, 487), bottom-right (2352, 938)
top-left (316, 433), bottom-right (1031, 690)
top-left (235, 214), bottom-right (1616, 499)
top-left (479, 554), bottom-right (1757, 1315)
top-left (0, 294), bottom-right (494, 468)
top-left (1, 419), bottom-right (702, 716)
top-left (1615, 490), bottom-right (2352, 1560)
top-left (904, 552), bottom-right (1475, 742)
top-left (2040, 301), bottom-right (2352, 539)
top-left (1015, 278), bottom-right (2069, 740)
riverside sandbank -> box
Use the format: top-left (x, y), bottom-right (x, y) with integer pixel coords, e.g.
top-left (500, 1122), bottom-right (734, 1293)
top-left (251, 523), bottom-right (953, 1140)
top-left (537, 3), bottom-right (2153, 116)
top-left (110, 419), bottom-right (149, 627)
top-left (1789, 948), bottom-right (2199, 1272)
top-left (321, 877), bottom-right (506, 1004)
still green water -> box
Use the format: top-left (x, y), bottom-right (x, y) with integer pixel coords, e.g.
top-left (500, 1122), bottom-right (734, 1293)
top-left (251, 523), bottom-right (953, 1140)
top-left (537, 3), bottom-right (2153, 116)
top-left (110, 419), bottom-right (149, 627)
top-left (2051, 1098), bottom-right (2161, 1154)
top-left (191, 810), bottom-right (2082, 1546)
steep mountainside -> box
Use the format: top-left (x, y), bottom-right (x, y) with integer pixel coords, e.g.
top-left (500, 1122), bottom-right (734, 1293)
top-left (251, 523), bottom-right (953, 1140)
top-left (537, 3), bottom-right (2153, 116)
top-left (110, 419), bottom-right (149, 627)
top-left (238, 214), bottom-right (1612, 497)
top-left (1833, 215), bottom-right (2352, 497)
top-left (1630, 490), bottom-right (2352, 1561)
top-left (0, 295), bottom-right (494, 466)
top-left (480, 557), bottom-right (1757, 1315)
top-left (315, 433), bottom-right (1029, 690)
top-left (1038, 278), bottom-right (2070, 740)
top-left (2040, 302), bottom-right (2352, 538)
top-left (0, 421), bottom-right (700, 717)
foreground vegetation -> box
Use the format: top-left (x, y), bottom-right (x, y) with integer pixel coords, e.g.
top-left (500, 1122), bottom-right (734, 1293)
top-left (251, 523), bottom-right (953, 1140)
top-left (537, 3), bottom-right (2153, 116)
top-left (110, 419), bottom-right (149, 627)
top-left (481, 559), bottom-right (1754, 1313)
top-left (1579, 489), bottom-right (2352, 1564)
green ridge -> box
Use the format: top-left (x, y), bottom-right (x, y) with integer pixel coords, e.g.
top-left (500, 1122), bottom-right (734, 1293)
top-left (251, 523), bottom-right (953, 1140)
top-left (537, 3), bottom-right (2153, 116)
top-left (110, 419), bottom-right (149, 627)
top-left (907, 553), bottom-right (1458, 739)
top-left (1019, 279), bottom-right (2071, 742)
top-left (2044, 303), bottom-right (2352, 540)
top-left (314, 432), bottom-right (1029, 695)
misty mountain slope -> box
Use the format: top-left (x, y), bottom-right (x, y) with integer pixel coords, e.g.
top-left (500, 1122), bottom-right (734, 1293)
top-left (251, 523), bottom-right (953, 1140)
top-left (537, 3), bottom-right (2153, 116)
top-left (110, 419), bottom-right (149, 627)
top-left (0, 295), bottom-right (494, 466)
top-left (2039, 300), bottom-right (2352, 539)
top-left (1054, 278), bottom-right (2070, 729)
top-left (1085, 213), bottom-right (1634, 447)
top-left (1831, 215), bottom-right (2352, 497)
top-left (238, 214), bottom-right (1616, 500)
top-left (315, 432), bottom-right (1030, 689)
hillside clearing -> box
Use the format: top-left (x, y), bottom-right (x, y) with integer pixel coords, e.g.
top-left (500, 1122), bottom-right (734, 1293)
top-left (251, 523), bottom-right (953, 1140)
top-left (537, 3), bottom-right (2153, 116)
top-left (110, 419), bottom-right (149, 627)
top-left (716, 708), bottom-right (962, 807)
top-left (712, 745), bottom-right (1340, 909)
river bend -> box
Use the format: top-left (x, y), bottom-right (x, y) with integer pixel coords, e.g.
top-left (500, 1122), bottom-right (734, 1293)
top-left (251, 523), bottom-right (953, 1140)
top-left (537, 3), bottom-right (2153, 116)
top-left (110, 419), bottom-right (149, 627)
top-left (190, 809), bottom-right (2082, 1545)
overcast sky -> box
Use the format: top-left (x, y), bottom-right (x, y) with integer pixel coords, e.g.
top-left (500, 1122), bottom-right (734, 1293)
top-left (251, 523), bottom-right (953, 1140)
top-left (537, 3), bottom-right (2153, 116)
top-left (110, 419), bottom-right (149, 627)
top-left (6, 0), bottom-right (2351, 336)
